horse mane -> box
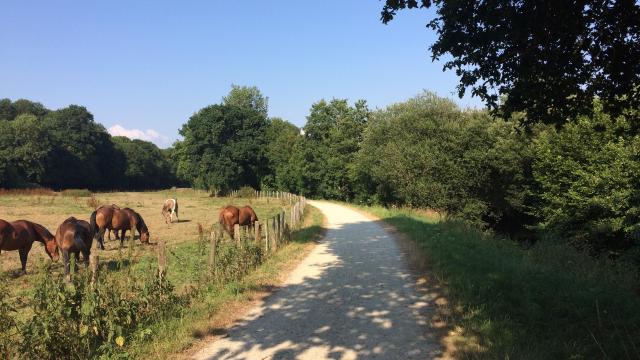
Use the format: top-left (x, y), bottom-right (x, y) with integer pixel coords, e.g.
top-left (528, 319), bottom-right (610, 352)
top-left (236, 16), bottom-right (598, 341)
top-left (133, 210), bottom-right (148, 232)
top-left (30, 222), bottom-right (54, 243)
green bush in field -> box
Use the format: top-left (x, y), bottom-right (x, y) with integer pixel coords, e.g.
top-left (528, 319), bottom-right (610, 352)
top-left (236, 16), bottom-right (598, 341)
top-left (19, 259), bottom-right (185, 359)
top-left (354, 92), bottom-right (534, 231)
top-left (237, 186), bottom-right (256, 198)
top-left (0, 276), bottom-right (19, 359)
top-left (60, 188), bottom-right (93, 197)
top-left (532, 103), bottom-right (640, 253)
top-left (213, 241), bottom-right (263, 283)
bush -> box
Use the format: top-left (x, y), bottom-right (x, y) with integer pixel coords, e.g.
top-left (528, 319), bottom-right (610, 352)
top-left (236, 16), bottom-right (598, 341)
top-left (61, 189), bottom-right (92, 197)
top-left (531, 104), bottom-right (640, 253)
top-left (18, 259), bottom-right (185, 359)
top-left (213, 240), bottom-right (263, 283)
top-left (237, 186), bottom-right (256, 198)
top-left (354, 92), bottom-right (533, 231)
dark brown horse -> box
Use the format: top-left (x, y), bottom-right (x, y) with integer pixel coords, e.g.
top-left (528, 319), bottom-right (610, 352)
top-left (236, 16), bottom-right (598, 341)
top-left (0, 219), bottom-right (59, 274)
top-left (218, 205), bottom-right (258, 238)
top-left (89, 204), bottom-right (118, 249)
top-left (91, 205), bottom-right (149, 247)
top-left (111, 208), bottom-right (150, 246)
top-left (55, 217), bottom-right (93, 278)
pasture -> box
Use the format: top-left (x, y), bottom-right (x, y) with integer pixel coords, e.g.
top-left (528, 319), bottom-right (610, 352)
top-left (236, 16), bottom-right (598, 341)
top-left (0, 189), bottom-right (294, 314)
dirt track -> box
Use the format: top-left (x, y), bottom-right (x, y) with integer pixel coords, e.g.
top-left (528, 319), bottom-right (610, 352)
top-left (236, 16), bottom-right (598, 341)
top-left (192, 201), bottom-right (442, 359)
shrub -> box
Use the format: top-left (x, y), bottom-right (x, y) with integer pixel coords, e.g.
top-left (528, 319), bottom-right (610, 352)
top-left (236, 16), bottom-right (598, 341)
top-left (531, 104), bottom-right (640, 253)
top-left (61, 189), bottom-right (92, 197)
top-left (237, 186), bottom-right (256, 198)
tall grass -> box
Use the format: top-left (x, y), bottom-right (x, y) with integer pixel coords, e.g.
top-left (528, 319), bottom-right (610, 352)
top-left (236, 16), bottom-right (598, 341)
top-left (357, 206), bottom-right (640, 359)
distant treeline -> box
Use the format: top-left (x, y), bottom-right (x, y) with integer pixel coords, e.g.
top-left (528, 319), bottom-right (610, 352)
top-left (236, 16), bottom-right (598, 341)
top-left (173, 86), bottom-right (639, 259)
top-left (0, 98), bottom-right (176, 190)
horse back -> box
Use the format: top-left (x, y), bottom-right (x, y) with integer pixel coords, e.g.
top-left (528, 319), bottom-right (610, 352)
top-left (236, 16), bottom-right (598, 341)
top-left (56, 218), bottom-right (92, 252)
top-left (3, 220), bottom-right (37, 251)
top-left (239, 206), bottom-right (258, 226)
top-left (0, 219), bottom-right (16, 250)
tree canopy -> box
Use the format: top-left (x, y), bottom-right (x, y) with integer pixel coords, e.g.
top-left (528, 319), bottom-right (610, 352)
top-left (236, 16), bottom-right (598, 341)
top-left (380, 0), bottom-right (640, 125)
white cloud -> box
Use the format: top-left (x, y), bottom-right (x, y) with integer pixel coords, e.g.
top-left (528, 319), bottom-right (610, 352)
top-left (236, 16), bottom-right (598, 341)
top-left (108, 124), bottom-right (170, 147)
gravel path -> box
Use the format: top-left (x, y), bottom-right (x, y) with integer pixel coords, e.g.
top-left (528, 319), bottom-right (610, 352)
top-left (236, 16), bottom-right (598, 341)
top-left (192, 201), bottom-right (442, 359)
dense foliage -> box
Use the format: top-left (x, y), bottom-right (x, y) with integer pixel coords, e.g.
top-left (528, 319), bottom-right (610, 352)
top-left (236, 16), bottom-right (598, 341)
top-left (380, 0), bottom-right (640, 126)
top-left (174, 91), bottom-right (269, 192)
top-left (0, 99), bottom-right (175, 190)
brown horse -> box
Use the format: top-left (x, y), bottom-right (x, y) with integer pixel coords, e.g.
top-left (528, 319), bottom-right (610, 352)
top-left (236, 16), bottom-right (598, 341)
top-left (218, 205), bottom-right (258, 238)
top-left (89, 204), bottom-right (119, 249)
top-left (55, 217), bottom-right (93, 278)
top-left (161, 198), bottom-right (179, 224)
top-left (111, 207), bottom-right (150, 246)
top-left (0, 219), bottom-right (59, 274)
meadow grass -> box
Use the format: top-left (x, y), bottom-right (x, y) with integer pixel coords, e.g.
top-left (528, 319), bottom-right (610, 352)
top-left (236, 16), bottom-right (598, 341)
top-left (128, 204), bottom-right (324, 359)
top-left (0, 189), bottom-right (294, 319)
top-left (353, 205), bottom-right (640, 359)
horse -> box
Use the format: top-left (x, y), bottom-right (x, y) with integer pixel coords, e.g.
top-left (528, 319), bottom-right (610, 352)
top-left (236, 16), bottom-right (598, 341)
top-left (0, 219), bottom-right (59, 275)
top-left (54, 217), bottom-right (93, 279)
top-left (161, 198), bottom-right (179, 224)
top-left (110, 207), bottom-right (150, 246)
top-left (218, 205), bottom-right (258, 239)
top-left (90, 204), bottom-right (119, 249)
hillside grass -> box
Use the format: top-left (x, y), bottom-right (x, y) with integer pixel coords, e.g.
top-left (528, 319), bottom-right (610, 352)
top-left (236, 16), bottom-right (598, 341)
top-left (353, 205), bottom-right (640, 359)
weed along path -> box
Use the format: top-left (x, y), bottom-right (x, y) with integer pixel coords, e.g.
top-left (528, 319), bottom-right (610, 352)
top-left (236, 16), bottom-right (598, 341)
top-left (192, 201), bottom-right (442, 359)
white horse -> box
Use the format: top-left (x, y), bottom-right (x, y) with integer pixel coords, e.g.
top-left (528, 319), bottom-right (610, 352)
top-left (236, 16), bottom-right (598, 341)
top-left (162, 198), bottom-right (179, 224)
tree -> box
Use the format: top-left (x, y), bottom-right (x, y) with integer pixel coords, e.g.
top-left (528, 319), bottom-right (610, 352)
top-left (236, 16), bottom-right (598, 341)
top-left (112, 137), bottom-right (175, 190)
top-left (41, 105), bottom-right (119, 189)
top-left (0, 98), bottom-right (48, 121)
top-left (176, 104), bottom-right (268, 192)
top-left (0, 114), bottom-right (52, 187)
top-left (380, 1), bottom-right (640, 125)
top-left (263, 118), bottom-right (300, 190)
top-left (531, 102), bottom-right (640, 252)
top-left (355, 92), bottom-right (533, 229)
top-left (222, 85), bottom-right (268, 118)
top-left (290, 99), bottom-right (369, 200)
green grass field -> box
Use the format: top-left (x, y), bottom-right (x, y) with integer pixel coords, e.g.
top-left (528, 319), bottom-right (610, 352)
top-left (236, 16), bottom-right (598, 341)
top-left (354, 205), bottom-right (640, 359)
top-left (0, 189), bottom-right (324, 358)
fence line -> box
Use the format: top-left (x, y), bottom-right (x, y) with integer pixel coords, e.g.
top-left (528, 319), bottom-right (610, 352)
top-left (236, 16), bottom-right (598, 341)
top-left (204, 190), bottom-right (308, 271)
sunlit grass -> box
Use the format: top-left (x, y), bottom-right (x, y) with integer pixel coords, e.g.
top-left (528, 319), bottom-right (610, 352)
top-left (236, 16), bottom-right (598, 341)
top-left (354, 204), bottom-right (640, 359)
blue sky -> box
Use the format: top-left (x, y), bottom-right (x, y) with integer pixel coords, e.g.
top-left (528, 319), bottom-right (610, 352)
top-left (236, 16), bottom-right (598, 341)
top-left (0, 0), bottom-right (482, 148)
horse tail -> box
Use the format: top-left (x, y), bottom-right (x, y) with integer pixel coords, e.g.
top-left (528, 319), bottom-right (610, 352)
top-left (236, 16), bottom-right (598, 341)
top-left (89, 210), bottom-right (98, 237)
top-left (74, 228), bottom-right (88, 252)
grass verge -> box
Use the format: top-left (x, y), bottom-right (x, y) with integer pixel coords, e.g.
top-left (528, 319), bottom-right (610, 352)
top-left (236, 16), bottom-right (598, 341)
top-left (128, 204), bottom-right (325, 359)
top-left (352, 205), bottom-right (640, 359)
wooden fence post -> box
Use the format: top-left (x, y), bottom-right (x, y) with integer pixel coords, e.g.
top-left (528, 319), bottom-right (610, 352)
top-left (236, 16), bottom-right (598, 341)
top-left (254, 221), bottom-right (260, 245)
top-left (265, 218), bottom-right (270, 253)
top-left (274, 213), bottom-right (280, 251)
top-left (234, 224), bottom-right (240, 244)
top-left (158, 239), bottom-right (167, 279)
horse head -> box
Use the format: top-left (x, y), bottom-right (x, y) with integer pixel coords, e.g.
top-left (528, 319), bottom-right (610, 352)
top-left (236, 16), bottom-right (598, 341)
top-left (33, 223), bottom-right (59, 262)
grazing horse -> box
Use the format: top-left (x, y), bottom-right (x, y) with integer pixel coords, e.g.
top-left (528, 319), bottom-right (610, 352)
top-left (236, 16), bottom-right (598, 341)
top-left (55, 217), bottom-right (92, 278)
top-left (111, 208), bottom-right (150, 246)
top-left (0, 219), bottom-right (59, 274)
top-left (218, 205), bottom-right (259, 238)
top-left (90, 205), bottom-right (117, 249)
top-left (161, 198), bottom-right (179, 224)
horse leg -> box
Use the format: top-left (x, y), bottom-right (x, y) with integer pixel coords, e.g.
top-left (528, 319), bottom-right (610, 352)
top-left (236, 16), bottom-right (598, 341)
top-left (97, 228), bottom-right (106, 250)
top-left (81, 248), bottom-right (90, 268)
top-left (63, 250), bottom-right (71, 281)
top-left (18, 247), bottom-right (28, 275)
